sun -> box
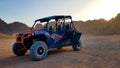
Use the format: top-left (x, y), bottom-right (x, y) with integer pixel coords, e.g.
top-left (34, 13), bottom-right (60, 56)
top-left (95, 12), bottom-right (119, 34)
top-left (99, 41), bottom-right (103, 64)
top-left (77, 0), bottom-right (120, 21)
top-left (90, 0), bottom-right (120, 20)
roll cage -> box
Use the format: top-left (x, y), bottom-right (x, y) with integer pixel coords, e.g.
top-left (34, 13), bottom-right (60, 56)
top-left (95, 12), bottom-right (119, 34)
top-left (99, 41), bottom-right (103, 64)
top-left (31, 15), bottom-right (78, 33)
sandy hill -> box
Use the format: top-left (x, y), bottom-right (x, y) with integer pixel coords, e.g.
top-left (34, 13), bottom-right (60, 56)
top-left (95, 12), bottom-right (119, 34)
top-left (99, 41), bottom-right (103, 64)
top-left (0, 19), bottom-right (29, 34)
top-left (73, 13), bottom-right (120, 35)
top-left (0, 13), bottom-right (120, 35)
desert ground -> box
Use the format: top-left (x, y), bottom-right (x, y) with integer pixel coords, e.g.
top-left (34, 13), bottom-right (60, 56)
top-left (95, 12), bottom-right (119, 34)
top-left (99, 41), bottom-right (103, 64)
top-left (0, 34), bottom-right (120, 68)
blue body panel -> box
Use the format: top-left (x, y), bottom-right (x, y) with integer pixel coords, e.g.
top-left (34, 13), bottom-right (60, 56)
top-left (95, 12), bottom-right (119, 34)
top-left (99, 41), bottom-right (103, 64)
top-left (34, 30), bottom-right (65, 48)
top-left (34, 30), bottom-right (47, 35)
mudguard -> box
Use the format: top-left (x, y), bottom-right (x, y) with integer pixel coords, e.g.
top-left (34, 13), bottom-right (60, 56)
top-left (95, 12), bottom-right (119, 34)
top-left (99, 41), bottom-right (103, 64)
top-left (70, 31), bottom-right (82, 45)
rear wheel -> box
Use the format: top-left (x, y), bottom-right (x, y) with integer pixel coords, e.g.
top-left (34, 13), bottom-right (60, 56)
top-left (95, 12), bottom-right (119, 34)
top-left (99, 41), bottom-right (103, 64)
top-left (72, 41), bottom-right (82, 51)
top-left (12, 43), bottom-right (27, 56)
top-left (30, 41), bottom-right (48, 61)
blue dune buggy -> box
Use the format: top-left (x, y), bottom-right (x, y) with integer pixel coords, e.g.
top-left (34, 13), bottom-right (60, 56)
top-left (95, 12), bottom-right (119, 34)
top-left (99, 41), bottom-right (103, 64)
top-left (12, 15), bottom-right (82, 61)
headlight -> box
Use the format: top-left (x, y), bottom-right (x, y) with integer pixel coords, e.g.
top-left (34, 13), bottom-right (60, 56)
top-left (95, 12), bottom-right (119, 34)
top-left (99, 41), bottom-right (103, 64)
top-left (32, 32), bottom-right (34, 35)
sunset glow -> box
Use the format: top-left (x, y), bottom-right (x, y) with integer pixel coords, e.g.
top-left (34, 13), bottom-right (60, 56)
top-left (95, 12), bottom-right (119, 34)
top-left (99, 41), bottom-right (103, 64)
top-left (78, 0), bottom-right (120, 21)
top-left (0, 0), bottom-right (120, 26)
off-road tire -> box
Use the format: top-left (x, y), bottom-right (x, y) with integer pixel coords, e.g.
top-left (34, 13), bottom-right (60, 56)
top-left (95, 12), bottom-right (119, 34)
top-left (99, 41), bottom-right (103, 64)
top-left (12, 43), bottom-right (27, 56)
top-left (72, 41), bottom-right (82, 51)
top-left (30, 41), bottom-right (48, 61)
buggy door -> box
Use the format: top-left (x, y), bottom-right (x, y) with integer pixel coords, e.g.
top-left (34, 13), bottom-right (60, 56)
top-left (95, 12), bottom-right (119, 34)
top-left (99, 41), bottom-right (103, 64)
top-left (51, 19), bottom-right (65, 43)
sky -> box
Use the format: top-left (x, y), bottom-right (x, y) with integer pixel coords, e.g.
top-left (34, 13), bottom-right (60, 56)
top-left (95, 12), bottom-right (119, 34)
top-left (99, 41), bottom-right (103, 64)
top-left (0, 0), bottom-right (120, 26)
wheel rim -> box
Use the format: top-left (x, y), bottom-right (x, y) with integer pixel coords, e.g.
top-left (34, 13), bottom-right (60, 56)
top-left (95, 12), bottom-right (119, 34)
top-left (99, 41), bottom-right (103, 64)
top-left (37, 47), bottom-right (44, 55)
top-left (77, 43), bottom-right (80, 49)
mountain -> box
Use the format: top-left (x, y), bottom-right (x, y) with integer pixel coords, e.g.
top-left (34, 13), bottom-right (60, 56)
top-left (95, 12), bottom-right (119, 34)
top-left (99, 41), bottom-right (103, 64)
top-left (0, 13), bottom-right (120, 35)
top-left (0, 18), bottom-right (7, 25)
top-left (0, 19), bottom-right (29, 34)
top-left (73, 13), bottom-right (120, 35)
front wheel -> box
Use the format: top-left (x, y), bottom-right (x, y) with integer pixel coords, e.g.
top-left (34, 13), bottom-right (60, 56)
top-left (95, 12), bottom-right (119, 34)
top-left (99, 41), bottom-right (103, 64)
top-left (72, 41), bottom-right (82, 51)
top-left (30, 41), bottom-right (48, 61)
top-left (12, 43), bottom-right (27, 56)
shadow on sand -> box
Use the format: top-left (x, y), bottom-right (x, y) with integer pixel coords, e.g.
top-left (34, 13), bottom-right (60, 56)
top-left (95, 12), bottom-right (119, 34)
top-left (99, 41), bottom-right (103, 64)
top-left (0, 47), bottom-right (74, 67)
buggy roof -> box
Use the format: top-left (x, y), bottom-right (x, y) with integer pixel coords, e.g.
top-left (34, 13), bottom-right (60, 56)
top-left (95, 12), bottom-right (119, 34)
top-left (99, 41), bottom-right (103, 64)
top-left (35, 15), bottom-right (72, 23)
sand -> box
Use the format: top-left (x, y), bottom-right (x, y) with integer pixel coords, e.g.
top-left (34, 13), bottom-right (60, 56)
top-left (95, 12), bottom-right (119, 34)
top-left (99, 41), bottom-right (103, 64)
top-left (0, 35), bottom-right (120, 68)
